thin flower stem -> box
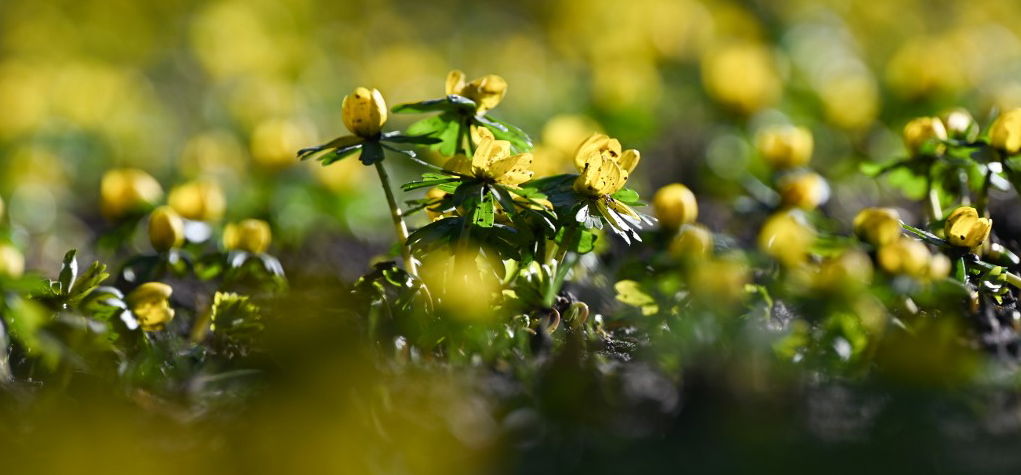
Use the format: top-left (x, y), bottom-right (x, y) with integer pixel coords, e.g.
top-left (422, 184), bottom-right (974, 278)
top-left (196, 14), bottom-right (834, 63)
top-left (925, 167), bottom-right (943, 222)
top-left (374, 161), bottom-right (417, 276)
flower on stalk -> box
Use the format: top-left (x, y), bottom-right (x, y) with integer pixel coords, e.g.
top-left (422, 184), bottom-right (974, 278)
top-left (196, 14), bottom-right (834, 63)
top-left (669, 224), bottom-right (713, 259)
top-left (572, 133), bottom-right (650, 243)
top-left (100, 168), bottom-right (163, 220)
top-left (126, 282), bottom-right (174, 331)
top-left (853, 207), bottom-right (903, 246)
top-left (777, 171), bottom-right (829, 210)
top-left (944, 206), bottom-right (991, 249)
top-left (755, 125), bottom-right (813, 169)
top-left (343, 87), bottom-right (388, 138)
top-left (902, 116), bottom-right (947, 157)
top-left (652, 183), bottom-right (698, 230)
top-left (989, 108), bottom-right (1021, 155)
top-left (445, 70), bottom-right (508, 115)
top-left (224, 219), bottom-right (272, 254)
top-left (148, 206), bottom-right (185, 253)
top-left (443, 128), bottom-right (533, 185)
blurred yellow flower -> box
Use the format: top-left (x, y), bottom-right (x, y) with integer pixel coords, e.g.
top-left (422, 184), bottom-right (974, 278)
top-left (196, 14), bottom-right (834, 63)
top-left (651, 183), bottom-right (698, 230)
top-left (877, 238), bottom-right (938, 280)
top-left (444, 128), bottom-right (533, 185)
top-left (817, 250), bottom-right (873, 291)
top-left (148, 206), bottom-right (185, 252)
top-left (989, 108), bottom-right (1021, 155)
top-left (445, 70), bottom-right (507, 114)
top-left (701, 42), bottom-right (781, 114)
top-left (0, 60), bottom-right (48, 139)
top-left (777, 172), bottom-right (829, 210)
top-left (532, 115), bottom-right (602, 176)
top-left (573, 133), bottom-right (639, 196)
top-left (944, 206), bottom-right (991, 248)
top-left (127, 282), bottom-right (174, 332)
top-left (755, 125), bottom-right (813, 169)
top-left (669, 224), bottom-right (713, 259)
top-left (687, 255), bottom-right (749, 305)
top-left (179, 131), bottom-right (245, 178)
top-left (342, 87), bottom-right (388, 138)
top-left (99, 168), bottom-right (163, 220)
top-left (0, 243), bottom-right (25, 278)
top-left (251, 118), bottom-right (316, 169)
top-left (758, 211), bottom-right (816, 267)
top-left (817, 73), bottom-right (879, 131)
top-left (224, 219), bottom-right (272, 254)
top-left (902, 117), bottom-right (947, 157)
top-left (419, 251), bottom-right (499, 322)
top-left (853, 207), bottom-right (903, 246)
top-left (168, 180), bottom-right (226, 222)
top-left (311, 156), bottom-right (368, 193)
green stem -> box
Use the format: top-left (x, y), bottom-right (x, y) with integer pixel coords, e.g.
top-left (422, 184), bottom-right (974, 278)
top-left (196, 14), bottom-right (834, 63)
top-left (925, 168), bottom-right (942, 222)
top-left (971, 259), bottom-right (1021, 289)
top-left (545, 226), bottom-right (582, 307)
top-left (977, 166), bottom-right (993, 217)
top-left (374, 161), bottom-right (417, 276)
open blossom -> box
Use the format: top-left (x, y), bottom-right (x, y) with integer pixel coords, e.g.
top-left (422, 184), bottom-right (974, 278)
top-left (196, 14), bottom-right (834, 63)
top-left (445, 70), bottom-right (507, 114)
top-left (443, 128), bottom-right (533, 185)
top-left (572, 133), bottom-right (639, 197)
top-left (944, 206), bottom-right (991, 248)
top-left (127, 282), bottom-right (175, 331)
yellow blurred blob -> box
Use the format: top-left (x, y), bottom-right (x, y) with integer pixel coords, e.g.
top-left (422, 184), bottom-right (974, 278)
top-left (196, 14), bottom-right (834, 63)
top-left (758, 211), bottom-right (816, 267)
top-left (817, 73), bottom-right (879, 130)
top-left (591, 57), bottom-right (662, 111)
top-left (687, 255), bottom-right (749, 306)
top-left (853, 207), bottom-right (903, 247)
top-left (99, 168), bottom-right (163, 220)
top-left (942, 108), bottom-right (978, 141)
top-left (228, 76), bottom-right (301, 131)
top-left (701, 42), bottom-right (781, 114)
top-left (755, 125), bottom-right (813, 169)
top-left (669, 224), bottom-right (713, 259)
top-left (251, 118), bottom-right (316, 169)
top-left (168, 180), bottom-right (227, 222)
top-left (903, 116), bottom-right (948, 157)
top-left (0, 243), bottom-right (25, 278)
top-left (148, 206), bottom-right (185, 252)
top-left (532, 115), bottom-right (602, 176)
top-left (817, 250), bottom-right (874, 292)
top-left (223, 219), bottom-right (272, 254)
top-left (651, 183), bottom-right (698, 230)
top-left (944, 206), bottom-right (991, 249)
top-left (311, 156), bottom-right (368, 193)
top-left (4, 146), bottom-right (67, 189)
top-left (0, 60), bottom-right (49, 138)
top-left (886, 36), bottom-right (968, 100)
top-left (179, 131), bottom-right (245, 178)
top-left (127, 282), bottom-right (174, 332)
top-left (876, 238), bottom-right (947, 280)
top-left (342, 87), bottom-right (388, 138)
top-left (420, 252), bottom-right (500, 321)
top-left (190, 1), bottom-right (293, 80)
top-left (777, 172), bottom-right (829, 210)
top-left (989, 108), bottom-right (1021, 155)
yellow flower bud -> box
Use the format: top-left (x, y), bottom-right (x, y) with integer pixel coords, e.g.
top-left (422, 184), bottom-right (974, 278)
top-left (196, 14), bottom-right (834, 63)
top-left (902, 117), bottom-right (947, 157)
top-left (652, 183), bottom-right (698, 230)
top-left (0, 243), bottom-right (25, 278)
top-left (445, 70), bottom-right (507, 114)
top-left (944, 206), bottom-right (992, 248)
top-left (941, 108), bottom-right (978, 141)
top-left (223, 219), bottom-right (272, 254)
top-left (852, 207), bottom-right (903, 246)
top-left (777, 172), bottom-right (829, 210)
top-left (669, 224), bottom-right (713, 259)
top-left (877, 238), bottom-right (931, 278)
top-left (342, 87), bottom-right (387, 138)
top-left (989, 108), bottom-right (1021, 155)
top-left (148, 206), bottom-right (184, 252)
top-left (99, 168), bottom-right (163, 220)
top-left (817, 250), bottom-right (873, 291)
top-left (755, 125), bottom-right (813, 169)
top-left (168, 180), bottom-right (226, 222)
top-left (127, 282), bottom-right (174, 332)
top-left (758, 211), bottom-right (816, 267)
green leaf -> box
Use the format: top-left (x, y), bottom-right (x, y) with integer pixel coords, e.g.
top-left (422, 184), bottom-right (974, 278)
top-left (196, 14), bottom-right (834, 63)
top-left (58, 249), bottom-right (78, 296)
top-left (319, 143), bottom-right (363, 165)
top-left (392, 95), bottom-right (477, 114)
top-left (475, 115), bottom-right (533, 154)
top-left (381, 132), bottom-right (443, 145)
top-left (610, 188), bottom-right (640, 205)
top-left (472, 195), bottom-right (496, 228)
top-left (402, 176), bottom-right (461, 192)
top-left (358, 141), bottom-right (385, 165)
top-left (298, 135), bottom-right (363, 160)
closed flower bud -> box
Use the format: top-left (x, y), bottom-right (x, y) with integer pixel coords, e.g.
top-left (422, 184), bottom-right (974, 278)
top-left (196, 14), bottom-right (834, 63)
top-left (989, 108), bottom-right (1021, 155)
top-left (0, 243), bottom-right (25, 278)
top-left (758, 211), bottom-right (816, 267)
top-left (941, 108), bottom-right (978, 142)
top-left (652, 183), bottom-right (698, 230)
top-left (669, 224), bottom-right (713, 259)
top-left (342, 87), bottom-right (387, 138)
top-left (877, 238), bottom-right (930, 278)
top-left (223, 219), bottom-right (272, 254)
top-left (148, 206), bottom-right (184, 252)
top-left (817, 250), bottom-right (873, 291)
top-left (99, 168), bottom-right (163, 220)
top-left (127, 282), bottom-right (174, 331)
top-left (778, 172), bottom-right (829, 210)
top-left (852, 207), bottom-right (902, 246)
top-left (944, 206), bottom-right (991, 248)
top-left (168, 180), bottom-right (226, 222)
top-left (755, 125), bottom-right (813, 169)
top-left (902, 117), bottom-right (947, 157)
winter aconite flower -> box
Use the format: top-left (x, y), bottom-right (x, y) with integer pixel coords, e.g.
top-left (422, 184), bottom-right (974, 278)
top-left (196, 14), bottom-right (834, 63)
top-left (445, 70), bottom-right (508, 115)
top-left (902, 116), bottom-right (947, 157)
top-left (443, 128), bottom-right (533, 185)
top-left (100, 168), bottom-right (163, 220)
top-left (877, 238), bottom-right (948, 281)
top-left (669, 224), bottom-right (713, 259)
top-left (573, 133), bottom-right (639, 197)
top-left (652, 183), bottom-right (698, 230)
top-left (989, 108), bottom-right (1021, 155)
top-left (148, 206), bottom-right (185, 252)
top-left (127, 282), bottom-right (174, 331)
top-left (817, 250), bottom-right (874, 291)
top-left (0, 243), bottom-right (25, 278)
top-left (342, 87), bottom-right (388, 138)
top-left (944, 206), bottom-right (992, 248)
top-left (251, 118), bottom-right (316, 168)
top-left (168, 180), bottom-right (226, 222)
top-left (778, 172), bottom-right (829, 210)
top-left (756, 125), bottom-right (813, 169)
top-left (758, 211), bottom-right (816, 267)
top-left (223, 219), bottom-right (272, 254)
top-left (853, 207), bottom-right (903, 246)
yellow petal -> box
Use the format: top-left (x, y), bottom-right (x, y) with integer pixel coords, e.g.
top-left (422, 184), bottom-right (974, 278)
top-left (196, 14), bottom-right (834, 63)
top-left (489, 153), bottom-right (534, 186)
top-left (445, 70), bottom-right (466, 96)
top-left (443, 154), bottom-right (473, 175)
top-left (467, 74), bottom-right (507, 113)
top-left (618, 149), bottom-right (640, 174)
top-left (574, 133), bottom-right (610, 170)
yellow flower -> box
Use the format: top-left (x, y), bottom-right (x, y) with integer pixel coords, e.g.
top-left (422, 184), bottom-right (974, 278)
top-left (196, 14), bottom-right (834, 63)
top-left (902, 117), bottom-right (947, 157)
top-left (0, 243), bottom-right (25, 278)
top-left (444, 128), bottom-right (533, 185)
top-left (777, 172), bottom-right (829, 210)
top-left (572, 133), bottom-right (640, 196)
top-left (877, 238), bottom-right (933, 279)
top-left (148, 206), bottom-right (185, 253)
top-left (758, 211), bottom-right (816, 267)
top-left (168, 180), bottom-right (226, 222)
top-left (944, 206), bottom-right (992, 248)
top-left (817, 250), bottom-right (873, 291)
top-left (701, 42), bottom-right (781, 114)
top-left (99, 168), bottom-right (164, 220)
top-left (127, 282), bottom-right (174, 332)
top-left (941, 108), bottom-right (978, 141)
top-left (669, 224), bottom-right (713, 259)
top-left (989, 108), bottom-right (1021, 155)
top-left (755, 125), bottom-right (813, 169)
top-left (532, 115), bottom-right (602, 176)
top-left (223, 219), bottom-right (272, 254)
top-left (445, 70), bottom-right (508, 114)
top-left (342, 87), bottom-right (387, 138)
top-left (652, 183), bottom-right (698, 230)
top-left (853, 207), bottom-right (903, 246)
top-left (687, 256), bottom-right (750, 305)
